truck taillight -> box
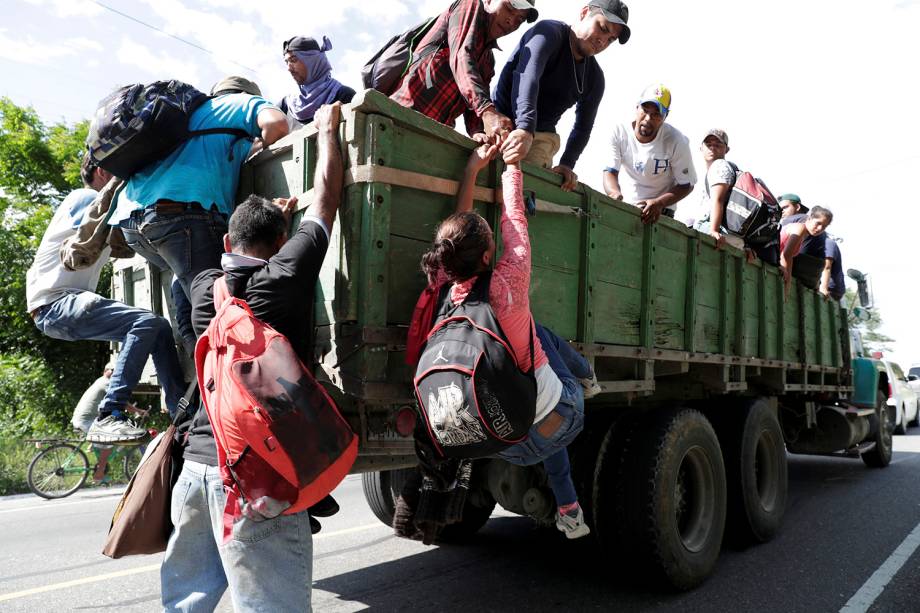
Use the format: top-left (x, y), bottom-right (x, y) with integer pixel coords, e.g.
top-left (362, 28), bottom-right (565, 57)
top-left (396, 407), bottom-right (416, 437)
top-left (888, 383), bottom-right (893, 398)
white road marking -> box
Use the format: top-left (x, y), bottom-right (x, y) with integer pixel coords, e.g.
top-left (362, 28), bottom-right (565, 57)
top-left (0, 563), bottom-right (160, 603)
top-left (0, 493), bottom-right (124, 515)
top-left (0, 522), bottom-right (385, 602)
top-left (839, 520), bottom-right (920, 612)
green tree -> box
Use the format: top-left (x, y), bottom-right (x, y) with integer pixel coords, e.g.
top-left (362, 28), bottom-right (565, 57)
top-left (0, 97), bottom-right (109, 435)
top-left (844, 289), bottom-right (894, 355)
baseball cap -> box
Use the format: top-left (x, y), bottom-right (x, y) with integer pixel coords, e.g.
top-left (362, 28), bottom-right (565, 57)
top-left (509, 0), bottom-right (539, 23)
top-left (210, 75), bottom-right (262, 97)
top-left (638, 84), bottom-right (671, 117)
top-left (702, 129), bottom-right (729, 146)
top-left (587, 0), bottom-right (631, 44)
top-left (779, 193), bottom-right (801, 204)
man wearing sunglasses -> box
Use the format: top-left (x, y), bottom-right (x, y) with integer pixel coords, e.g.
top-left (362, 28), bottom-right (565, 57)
top-left (494, 0), bottom-right (631, 191)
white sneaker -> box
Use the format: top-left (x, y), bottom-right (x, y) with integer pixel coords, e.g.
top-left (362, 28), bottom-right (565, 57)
top-left (556, 504), bottom-right (591, 540)
top-left (86, 415), bottom-right (148, 444)
top-left (579, 372), bottom-right (602, 400)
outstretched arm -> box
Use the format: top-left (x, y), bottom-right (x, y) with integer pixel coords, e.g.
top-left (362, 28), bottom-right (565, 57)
top-left (310, 103), bottom-right (344, 231)
top-left (456, 142), bottom-right (498, 213)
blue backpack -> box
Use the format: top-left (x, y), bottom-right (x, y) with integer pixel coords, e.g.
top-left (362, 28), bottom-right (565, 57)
top-left (86, 80), bottom-right (250, 178)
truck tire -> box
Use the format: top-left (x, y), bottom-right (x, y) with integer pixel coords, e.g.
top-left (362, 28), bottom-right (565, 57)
top-left (362, 468), bottom-right (415, 526)
top-left (862, 391), bottom-right (893, 468)
top-left (715, 398), bottom-right (787, 544)
top-left (594, 408), bottom-right (727, 590)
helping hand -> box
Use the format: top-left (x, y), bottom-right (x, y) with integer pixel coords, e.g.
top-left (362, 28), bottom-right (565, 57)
top-left (500, 129), bottom-right (533, 164)
top-left (314, 102), bottom-right (342, 132)
top-left (552, 164), bottom-right (578, 191)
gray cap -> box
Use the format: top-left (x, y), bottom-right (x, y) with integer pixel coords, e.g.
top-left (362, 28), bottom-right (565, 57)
top-left (702, 128), bottom-right (729, 146)
top-left (509, 0), bottom-right (538, 23)
top-left (210, 75), bottom-right (262, 97)
top-left (587, 0), bottom-right (631, 44)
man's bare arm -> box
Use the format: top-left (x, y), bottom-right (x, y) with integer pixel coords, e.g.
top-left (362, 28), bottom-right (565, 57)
top-left (258, 108), bottom-right (289, 148)
top-left (603, 170), bottom-right (623, 200)
top-left (311, 103), bottom-right (344, 231)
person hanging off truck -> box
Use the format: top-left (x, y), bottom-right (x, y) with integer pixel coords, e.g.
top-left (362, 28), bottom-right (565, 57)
top-left (602, 84), bottom-right (697, 224)
top-left (493, 0), bottom-right (631, 190)
top-left (398, 140), bottom-right (601, 541)
top-left (780, 205), bottom-right (845, 300)
top-left (388, 0), bottom-right (538, 143)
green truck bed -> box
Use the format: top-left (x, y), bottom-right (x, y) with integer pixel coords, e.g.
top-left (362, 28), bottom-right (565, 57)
top-left (241, 90), bottom-right (851, 424)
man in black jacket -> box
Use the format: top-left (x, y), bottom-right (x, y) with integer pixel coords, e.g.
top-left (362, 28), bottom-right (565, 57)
top-left (160, 103), bottom-right (343, 612)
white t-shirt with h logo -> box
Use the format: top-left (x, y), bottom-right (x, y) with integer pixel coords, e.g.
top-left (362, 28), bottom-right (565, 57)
top-left (606, 122), bottom-right (697, 208)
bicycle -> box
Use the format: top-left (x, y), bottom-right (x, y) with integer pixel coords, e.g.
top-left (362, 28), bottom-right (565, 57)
top-left (26, 417), bottom-right (157, 500)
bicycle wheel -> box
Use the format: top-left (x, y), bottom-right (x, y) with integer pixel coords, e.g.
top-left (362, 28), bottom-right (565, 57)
top-left (122, 446), bottom-right (142, 481)
top-left (27, 443), bottom-right (90, 499)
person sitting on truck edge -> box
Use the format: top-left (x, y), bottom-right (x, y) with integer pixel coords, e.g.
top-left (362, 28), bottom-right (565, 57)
top-left (108, 75), bottom-right (289, 345)
top-left (160, 103), bottom-right (344, 613)
top-left (780, 206), bottom-right (844, 300)
top-left (493, 0), bottom-right (630, 191)
top-left (694, 129), bottom-right (780, 265)
top-left (409, 143), bottom-right (600, 539)
top-left (779, 206), bottom-right (836, 297)
top-left (27, 153), bottom-right (185, 444)
top-left (778, 193), bottom-right (808, 218)
top-left (279, 35), bottom-right (356, 128)
top-left (603, 84), bottom-right (697, 224)
top-left (390, 0), bottom-right (537, 142)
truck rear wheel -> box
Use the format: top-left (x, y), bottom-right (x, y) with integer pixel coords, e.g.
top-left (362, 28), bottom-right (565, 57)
top-left (862, 391), bottom-right (893, 468)
top-left (715, 398), bottom-right (787, 544)
top-left (362, 468), bottom-right (415, 526)
top-left (594, 408), bottom-right (727, 590)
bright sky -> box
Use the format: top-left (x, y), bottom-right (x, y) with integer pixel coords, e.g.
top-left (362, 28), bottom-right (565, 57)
top-left (3, 0), bottom-right (918, 368)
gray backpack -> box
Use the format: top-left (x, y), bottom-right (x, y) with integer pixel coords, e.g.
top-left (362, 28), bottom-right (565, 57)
top-left (361, 14), bottom-right (444, 95)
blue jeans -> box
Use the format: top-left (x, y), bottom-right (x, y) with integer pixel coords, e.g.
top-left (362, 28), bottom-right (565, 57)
top-left (161, 460), bottom-right (314, 612)
top-left (497, 325), bottom-right (589, 507)
top-left (119, 206), bottom-right (226, 338)
top-left (34, 291), bottom-right (184, 416)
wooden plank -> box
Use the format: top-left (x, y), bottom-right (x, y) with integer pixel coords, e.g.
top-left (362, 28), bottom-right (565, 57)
top-left (734, 255), bottom-right (745, 356)
top-left (357, 116), bottom-right (394, 382)
top-left (684, 237), bottom-right (699, 352)
top-left (639, 224), bottom-right (658, 349)
top-left (718, 251), bottom-right (730, 355)
top-left (758, 265), bottom-right (768, 359)
top-left (578, 191), bottom-right (600, 345)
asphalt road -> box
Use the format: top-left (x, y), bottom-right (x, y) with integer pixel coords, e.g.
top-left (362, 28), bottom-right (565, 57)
top-left (2, 432), bottom-right (920, 613)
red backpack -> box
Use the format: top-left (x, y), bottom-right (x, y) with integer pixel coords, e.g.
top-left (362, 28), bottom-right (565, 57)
top-left (195, 277), bottom-right (357, 541)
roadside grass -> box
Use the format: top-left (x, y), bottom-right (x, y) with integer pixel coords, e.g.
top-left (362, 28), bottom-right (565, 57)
top-left (0, 435), bottom-right (35, 496)
top-left (0, 434), bottom-right (138, 497)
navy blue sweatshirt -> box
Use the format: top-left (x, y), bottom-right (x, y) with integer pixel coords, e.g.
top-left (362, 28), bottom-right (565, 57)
top-left (493, 20), bottom-right (605, 169)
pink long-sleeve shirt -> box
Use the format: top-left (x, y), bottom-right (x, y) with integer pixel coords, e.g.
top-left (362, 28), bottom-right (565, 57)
top-left (446, 168), bottom-right (549, 372)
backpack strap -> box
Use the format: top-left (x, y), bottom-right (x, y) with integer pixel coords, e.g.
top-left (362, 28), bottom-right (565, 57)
top-left (187, 128), bottom-right (253, 162)
top-left (213, 275), bottom-right (232, 311)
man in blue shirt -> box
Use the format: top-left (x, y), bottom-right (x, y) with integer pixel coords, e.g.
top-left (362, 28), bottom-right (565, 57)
top-left (110, 76), bottom-right (288, 335)
top-left (494, 0), bottom-right (630, 190)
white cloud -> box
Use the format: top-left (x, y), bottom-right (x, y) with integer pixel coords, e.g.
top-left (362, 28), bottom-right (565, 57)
top-left (116, 37), bottom-right (201, 85)
top-left (0, 30), bottom-right (104, 65)
top-left (23, 0), bottom-right (101, 18)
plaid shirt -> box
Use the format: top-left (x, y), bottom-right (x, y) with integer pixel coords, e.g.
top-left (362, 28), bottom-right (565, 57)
top-left (390, 0), bottom-right (497, 136)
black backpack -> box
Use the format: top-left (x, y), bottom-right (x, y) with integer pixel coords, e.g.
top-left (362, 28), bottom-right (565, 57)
top-left (361, 13), bottom-right (445, 95)
top-left (414, 273), bottom-right (537, 459)
top-left (708, 161), bottom-right (781, 247)
top-left (86, 80), bottom-right (251, 179)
